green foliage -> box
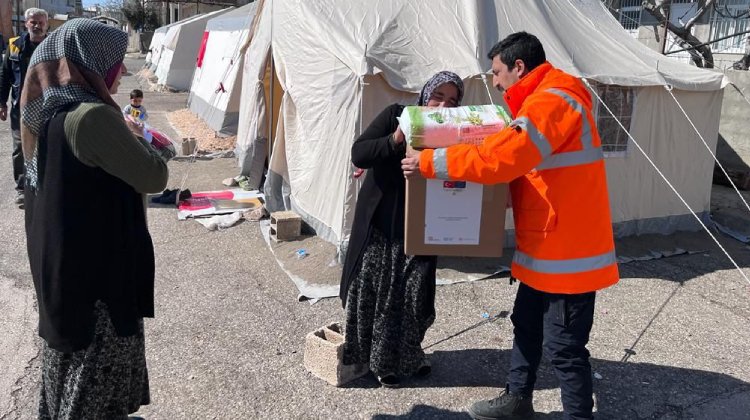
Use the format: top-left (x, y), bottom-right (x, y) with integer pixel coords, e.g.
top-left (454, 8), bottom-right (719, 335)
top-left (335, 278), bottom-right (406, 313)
top-left (121, 0), bottom-right (160, 31)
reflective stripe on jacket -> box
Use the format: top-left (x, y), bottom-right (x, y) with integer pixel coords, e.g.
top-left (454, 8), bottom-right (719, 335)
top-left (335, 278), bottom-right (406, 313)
top-left (419, 62), bottom-right (619, 294)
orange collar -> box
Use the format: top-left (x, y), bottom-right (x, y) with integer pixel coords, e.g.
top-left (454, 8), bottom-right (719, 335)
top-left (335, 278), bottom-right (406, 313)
top-left (503, 61), bottom-right (553, 117)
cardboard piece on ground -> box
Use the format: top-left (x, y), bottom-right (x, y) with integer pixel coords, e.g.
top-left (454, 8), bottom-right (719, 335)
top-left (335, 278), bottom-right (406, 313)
top-left (177, 189), bottom-right (264, 219)
top-left (405, 177), bottom-right (507, 257)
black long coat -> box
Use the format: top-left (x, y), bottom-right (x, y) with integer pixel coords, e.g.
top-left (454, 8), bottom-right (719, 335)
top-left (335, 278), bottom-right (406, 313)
top-left (339, 104), bottom-right (436, 306)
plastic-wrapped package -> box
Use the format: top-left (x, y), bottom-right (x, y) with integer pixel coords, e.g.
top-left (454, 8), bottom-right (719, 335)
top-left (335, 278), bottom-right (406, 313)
top-left (125, 114), bottom-right (177, 150)
top-left (125, 115), bottom-right (177, 162)
top-left (146, 128), bottom-right (175, 150)
top-left (398, 104), bottom-right (511, 148)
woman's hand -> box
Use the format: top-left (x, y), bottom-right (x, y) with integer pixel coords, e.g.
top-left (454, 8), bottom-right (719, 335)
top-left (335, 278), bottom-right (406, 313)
top-left (401, 152), bottom-right (422, 179)
top-left (393, 126), bottom-right (405, 144)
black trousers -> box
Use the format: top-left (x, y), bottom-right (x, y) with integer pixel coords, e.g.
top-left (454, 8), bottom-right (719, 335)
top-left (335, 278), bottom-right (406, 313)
top-left (11, 128), bottom-right (23, 192)
top-left (508, 282), bottom-right (596, 420)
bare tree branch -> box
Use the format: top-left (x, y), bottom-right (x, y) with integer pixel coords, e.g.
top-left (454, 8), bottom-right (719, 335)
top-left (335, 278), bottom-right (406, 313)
top-left (642, 0), bottom-right (715, 68)
top-left (684, 0), bottom-right (716, 30)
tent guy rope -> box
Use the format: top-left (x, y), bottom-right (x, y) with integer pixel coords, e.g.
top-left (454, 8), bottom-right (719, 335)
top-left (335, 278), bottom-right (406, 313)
top-left (731, 82), bottom-right (750, 108)
top-left (664, 85), bottom-right (750, 215)
top-left (480, 73), bottom-right (495, 106)
top-left (582, 77), bottom-right (749, 286)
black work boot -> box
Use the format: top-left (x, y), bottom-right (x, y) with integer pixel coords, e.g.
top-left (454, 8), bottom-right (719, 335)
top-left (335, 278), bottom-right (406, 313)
top-left (467, 386), bottom-right (534, 420)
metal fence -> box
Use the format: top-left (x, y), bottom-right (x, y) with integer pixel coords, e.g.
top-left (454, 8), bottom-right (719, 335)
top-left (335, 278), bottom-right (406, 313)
top-left (709, 0), bottom-right (750, 54)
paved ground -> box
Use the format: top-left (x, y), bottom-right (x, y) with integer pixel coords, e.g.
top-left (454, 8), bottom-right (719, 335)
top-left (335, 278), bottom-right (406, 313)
top-left (2, 57), bottom-right (750, 419)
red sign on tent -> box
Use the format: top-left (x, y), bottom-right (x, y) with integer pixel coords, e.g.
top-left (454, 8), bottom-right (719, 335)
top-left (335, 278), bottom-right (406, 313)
top-left (196, 31), bottom-right (210, 68)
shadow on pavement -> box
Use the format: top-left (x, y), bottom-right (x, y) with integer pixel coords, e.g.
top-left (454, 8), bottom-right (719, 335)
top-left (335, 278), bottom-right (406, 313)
top-left (371, 404), bottom-right (471, 419)
top-left (593, 359), bottom-right (750, 418)
top-left (371, 405), bottom-right (471, 419)
top-left (359, 352), bottom-right (750, 419)
top-left (371, 404), bottom-right (566, 419)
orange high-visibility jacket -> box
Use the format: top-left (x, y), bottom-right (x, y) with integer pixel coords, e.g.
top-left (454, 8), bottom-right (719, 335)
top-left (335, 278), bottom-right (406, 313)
top-left (419, 62), bottom-right (619, 294)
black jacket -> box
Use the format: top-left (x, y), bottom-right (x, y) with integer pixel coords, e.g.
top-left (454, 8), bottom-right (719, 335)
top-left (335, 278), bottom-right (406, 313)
top-left (0, 33), bottom-right (39, 129)
top-left (340, 103), bottom-right (427, 306)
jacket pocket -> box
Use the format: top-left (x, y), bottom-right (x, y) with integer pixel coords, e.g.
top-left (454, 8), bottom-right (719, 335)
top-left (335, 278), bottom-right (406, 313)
top-left (514, 207), bottom-right (557, 232)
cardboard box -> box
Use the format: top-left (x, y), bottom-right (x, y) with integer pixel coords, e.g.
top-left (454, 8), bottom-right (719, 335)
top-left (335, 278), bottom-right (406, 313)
top-left (405, 177), bottom-right (507, 257)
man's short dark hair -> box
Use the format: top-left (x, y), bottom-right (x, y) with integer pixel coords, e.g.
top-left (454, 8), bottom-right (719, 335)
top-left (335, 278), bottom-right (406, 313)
top-left (130, 89), bottom-right (144, 99)
top-left (487, 32), bottom-right (546, 72)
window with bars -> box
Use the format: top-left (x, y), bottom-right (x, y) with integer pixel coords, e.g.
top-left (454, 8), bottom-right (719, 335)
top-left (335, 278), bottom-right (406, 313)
top-left (709, 0), bottom-right (750, 54)
top-left (593, 85), bottom-right (635, 156)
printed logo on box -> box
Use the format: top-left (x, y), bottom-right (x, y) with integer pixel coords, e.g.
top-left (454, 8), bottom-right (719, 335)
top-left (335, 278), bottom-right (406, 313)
top-left (443, 181), bottom-right (466, 189)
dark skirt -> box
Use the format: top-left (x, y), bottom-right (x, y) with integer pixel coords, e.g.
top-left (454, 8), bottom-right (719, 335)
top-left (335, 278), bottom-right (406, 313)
top-left (39, 301), bottom-right (150, 420)
top-left (343, 228), bottom-right (436, 377)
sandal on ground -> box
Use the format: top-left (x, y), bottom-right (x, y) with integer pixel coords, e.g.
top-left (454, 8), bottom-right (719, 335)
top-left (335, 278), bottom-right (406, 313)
top-left (377, 373), bottom-right (400, 388)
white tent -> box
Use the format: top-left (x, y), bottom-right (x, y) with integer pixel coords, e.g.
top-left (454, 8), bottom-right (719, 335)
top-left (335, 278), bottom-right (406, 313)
top-left (153, 8), bottom-right (232, 91)
top-left (188, 3), bottom-right (259, 135)
top-left (236, 0), bottom-right (727, 252)
top-left (144, 24), bottom-right (171, 70)
top-left (145, 15), bottom-right (202, 72)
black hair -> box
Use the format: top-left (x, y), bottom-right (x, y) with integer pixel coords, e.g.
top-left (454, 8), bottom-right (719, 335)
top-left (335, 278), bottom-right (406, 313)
top-left (130, 89), bottom-right (144, 99)
top-left (487, 31), bottom-right (546, 72)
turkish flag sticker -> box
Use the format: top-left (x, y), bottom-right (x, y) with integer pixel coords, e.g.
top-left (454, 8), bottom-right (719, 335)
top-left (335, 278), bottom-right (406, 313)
top-left (443, 181), bottom-right (466, 189)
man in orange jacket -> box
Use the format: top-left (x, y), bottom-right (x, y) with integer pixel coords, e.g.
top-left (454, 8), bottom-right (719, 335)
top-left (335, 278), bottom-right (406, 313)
top-left (402, 32), bottom-right (619, 419)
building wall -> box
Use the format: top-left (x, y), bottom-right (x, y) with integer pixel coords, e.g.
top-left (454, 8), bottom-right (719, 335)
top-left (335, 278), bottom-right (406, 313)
top-left (152, 1), bottom-right (253, 26)
top-left (179, 3), bottom-right (227, 19)
top-left (22, 0), bottom-right (75, 16)
top-left (10, 0), bottom-right (74, 35)
top-left (718, 70), bottom-right (750, 170)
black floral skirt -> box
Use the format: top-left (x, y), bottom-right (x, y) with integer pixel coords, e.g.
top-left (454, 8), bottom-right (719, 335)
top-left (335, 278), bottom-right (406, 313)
top-left (39, 301), bottom-right (150, 420)
top-left (343, 228), bottom-right (436, 377)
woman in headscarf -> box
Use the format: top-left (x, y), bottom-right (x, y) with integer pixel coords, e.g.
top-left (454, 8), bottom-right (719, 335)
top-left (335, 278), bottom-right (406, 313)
top-left (340, 71), bottom-right (464, 388)
top-left (22, 19), bottom-right (171, 418)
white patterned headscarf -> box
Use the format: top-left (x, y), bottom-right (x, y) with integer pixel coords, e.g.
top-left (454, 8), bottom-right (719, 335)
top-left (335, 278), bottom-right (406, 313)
top-left (418, 71), bottom-right (465, 106)
top-left (21, 18), bottom-right (128, 189)
top-left (20, 19), bottom-right (127, 188)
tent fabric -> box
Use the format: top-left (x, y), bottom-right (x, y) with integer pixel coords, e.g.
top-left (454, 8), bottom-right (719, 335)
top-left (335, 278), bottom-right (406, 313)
top-left (189, 2), bottom-right (259, 135)
top-left (145, 15), bottom-right (205, 72)
top-left (236, 0), bottom-right (727, 250)
top-left (237, 0), bottom-right (273, 190)
top-left (603, 87), bottom-right (723, 223)
top-left (144, 25), bottom-right (171, 70)
top-left (153, 8), bottom-right (231, 92)
top-left (206, 3), bottom-right (256, 31)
